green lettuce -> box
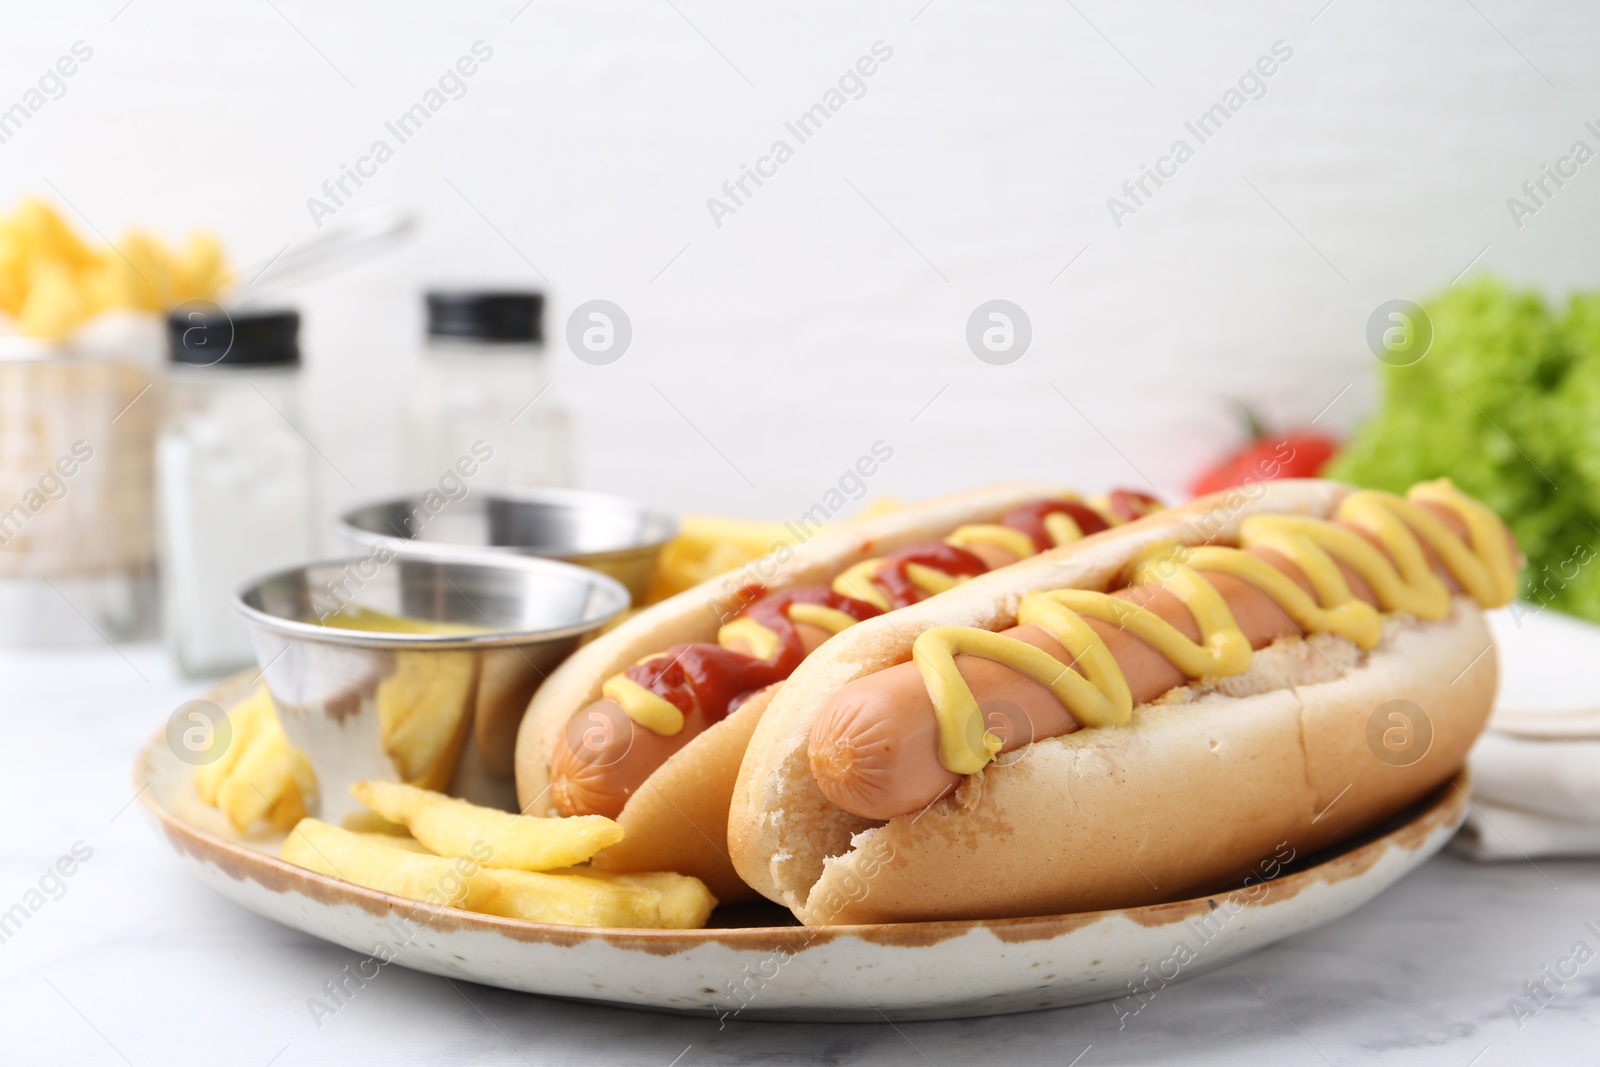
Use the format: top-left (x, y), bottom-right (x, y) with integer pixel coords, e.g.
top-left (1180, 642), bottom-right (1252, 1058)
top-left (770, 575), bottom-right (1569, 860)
top-left (1328, 277), bottom-right (1600, 620)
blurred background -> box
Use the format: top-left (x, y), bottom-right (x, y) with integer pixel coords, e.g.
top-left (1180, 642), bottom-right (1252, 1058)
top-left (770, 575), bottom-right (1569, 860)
top-left (3, 0), bottom-right (1598, 667)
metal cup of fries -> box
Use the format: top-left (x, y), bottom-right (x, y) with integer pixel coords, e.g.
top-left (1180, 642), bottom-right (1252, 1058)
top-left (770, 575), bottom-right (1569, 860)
top-left (337, 487), bottom-right (676, 606)
top-left (233, 552), bottom-right (627, 825)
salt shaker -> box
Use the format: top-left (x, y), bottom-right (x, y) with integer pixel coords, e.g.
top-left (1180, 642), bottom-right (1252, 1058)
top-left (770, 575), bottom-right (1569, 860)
top-left (157, 308), bottom-right (315, 676)
top-left (401, 291), bottom-right (571, 491)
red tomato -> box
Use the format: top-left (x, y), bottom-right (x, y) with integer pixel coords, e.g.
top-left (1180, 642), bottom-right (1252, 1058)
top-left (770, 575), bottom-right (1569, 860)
top-left (1189, 431), bottom-right (1339, 498)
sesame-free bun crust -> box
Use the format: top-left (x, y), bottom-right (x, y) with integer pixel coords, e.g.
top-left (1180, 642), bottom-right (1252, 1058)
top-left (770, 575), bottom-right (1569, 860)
top-left (514, 481), bottom-right (1075, 900)
top-left (727, 479), bottom-right (1499, 924)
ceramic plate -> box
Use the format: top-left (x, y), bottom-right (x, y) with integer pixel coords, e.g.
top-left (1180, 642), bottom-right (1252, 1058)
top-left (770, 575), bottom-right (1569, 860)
top-left (137, 722), bottom-right (1468, 1022)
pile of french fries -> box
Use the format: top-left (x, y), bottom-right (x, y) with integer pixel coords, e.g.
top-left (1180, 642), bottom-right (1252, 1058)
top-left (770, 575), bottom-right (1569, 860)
top-left (0, 198), bottom-right (229, 341)
top-left (646, 515), bottom-right (799, 602)
top-left (194, 658), bottom-right (474, 836)
top-left (193, 685), bottom-right (715, 928)
top-left (282, 781), bottom-right (717, 929)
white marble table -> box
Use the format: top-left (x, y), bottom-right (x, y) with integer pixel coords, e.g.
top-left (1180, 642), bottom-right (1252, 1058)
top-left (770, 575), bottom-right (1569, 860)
top-left (2, 642), bottom-right (1596, 1066)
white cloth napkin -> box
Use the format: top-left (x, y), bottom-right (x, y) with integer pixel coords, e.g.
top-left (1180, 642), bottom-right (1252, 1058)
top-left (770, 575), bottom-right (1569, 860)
top-left (1452, 606), bottom-right (1600, 860)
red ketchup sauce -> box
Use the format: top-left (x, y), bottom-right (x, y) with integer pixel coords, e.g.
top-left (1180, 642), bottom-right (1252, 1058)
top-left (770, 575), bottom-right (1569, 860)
top-left (740, 588), bottom-right (882, 672)
top-left (620, 588), bottom-right (879, 725)
top-left (1000, 499), bottom-right (1112, 552)
top-left (866, 543), bottom-right (990, 609)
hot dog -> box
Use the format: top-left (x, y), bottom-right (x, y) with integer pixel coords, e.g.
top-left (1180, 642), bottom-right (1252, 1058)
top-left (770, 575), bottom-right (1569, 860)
top-left (727, 479), bottom-right (1521, 924)
top-left (809, 497), bottom-right (1493, 820)
top-left (515, 482), bottom-right (1158, 901)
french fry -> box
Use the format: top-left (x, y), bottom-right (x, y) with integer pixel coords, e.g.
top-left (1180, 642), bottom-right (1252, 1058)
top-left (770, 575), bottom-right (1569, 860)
top-left (19, 259), bottom-right (86, 342)
top-left (195, 684), bottom-right (316, 832)
top-left (646, 504), bottom-right (903, 603)
top-left (340, 809), bottom-right (413, 837)
top-left (680, 515), bottom-right (795, 556)
top-left (267, 776), bottom-right (307, 831)
top-left (282, 818), bottom-right (500, 912)
top-left (0, 226), bottom-right (26, 316)
top-left (172, 231), bottom-right (229, 302)
top-left (193, 686), bottom-right (271, 805)
top-left (115, 229), bottom-right (174, 311)
top-left (648, 516), bottom-right (797, 601)
top-left (576, 871), bottom-right (717, 930)
top-left (288, 746), bottom-right (317, 812)
top-left (216, 721), bottom-right (298, 831)
top-left (478, 869), bottom-right (662, 927)
top-left (376, 650), bottom-right (478, 790)
top-left (351, 831), bottom-right (432, 854)
top-left (351, 780), bottom-right (623, 871)
top-left (87, 247), bottom-right (150, 313)
top-left (487, 867), bottom-right (716, 928)
top-left (13, 199), bottom-right (94, 269)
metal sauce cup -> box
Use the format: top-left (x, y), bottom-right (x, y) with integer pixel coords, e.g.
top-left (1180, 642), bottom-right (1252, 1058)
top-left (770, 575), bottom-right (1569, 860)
top-left (234, 553), bottom-right (627, 824)
top-left (338, 488), bottom-right (677, 605)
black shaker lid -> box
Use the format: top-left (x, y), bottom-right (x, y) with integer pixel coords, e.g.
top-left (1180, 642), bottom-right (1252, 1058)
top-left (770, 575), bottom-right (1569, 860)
top-left (426, 291), bottom-right (544, 343)
top-left (168, 307), bottom-right (300, 368)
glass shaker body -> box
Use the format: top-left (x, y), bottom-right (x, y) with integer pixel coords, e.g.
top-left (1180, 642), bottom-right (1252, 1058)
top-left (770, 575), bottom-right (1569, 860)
top-left (402, 338), bottom-right (571, 491)
top-left (157, 365), bottom-right (315, 675)
top-left (402, 291), bottom-right (571, 492)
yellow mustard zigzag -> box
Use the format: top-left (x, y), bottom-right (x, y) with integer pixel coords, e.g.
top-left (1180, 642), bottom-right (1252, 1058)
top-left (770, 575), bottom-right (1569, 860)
top-left (913, 480), bottom-right (1518, 775)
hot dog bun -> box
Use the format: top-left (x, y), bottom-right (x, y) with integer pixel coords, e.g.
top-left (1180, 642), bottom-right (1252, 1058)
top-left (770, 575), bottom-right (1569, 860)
top-left (514, 481), bottom-right (1077, 900)
top-left (727, 480), bottom-right (1500, 923)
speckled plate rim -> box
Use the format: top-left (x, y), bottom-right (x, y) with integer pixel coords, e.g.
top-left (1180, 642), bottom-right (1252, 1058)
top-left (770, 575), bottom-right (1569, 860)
top-left (135, 725), bottom-right (1470, 956)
